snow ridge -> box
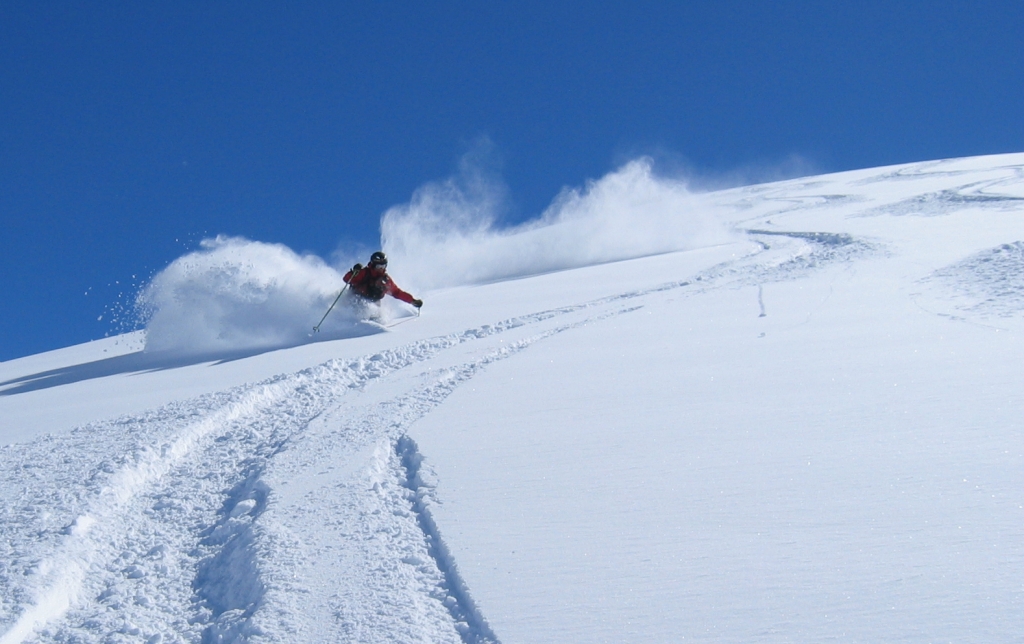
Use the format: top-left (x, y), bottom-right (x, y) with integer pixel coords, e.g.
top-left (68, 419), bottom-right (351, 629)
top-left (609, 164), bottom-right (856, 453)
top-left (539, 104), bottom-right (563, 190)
top-left (397, 436), bottom-right (498, 644)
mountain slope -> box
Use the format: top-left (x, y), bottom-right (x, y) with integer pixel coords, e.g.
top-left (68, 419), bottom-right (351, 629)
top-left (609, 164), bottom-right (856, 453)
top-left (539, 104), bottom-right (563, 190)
top-left (2, 153), bottom-right (1024, 643)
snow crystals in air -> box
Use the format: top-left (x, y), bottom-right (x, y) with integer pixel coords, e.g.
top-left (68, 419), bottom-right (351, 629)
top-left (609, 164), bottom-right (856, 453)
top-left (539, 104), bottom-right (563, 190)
top-left (136, 236), bottom-right (347, 355)
top-left (381, 157), bottom-right (736, 290)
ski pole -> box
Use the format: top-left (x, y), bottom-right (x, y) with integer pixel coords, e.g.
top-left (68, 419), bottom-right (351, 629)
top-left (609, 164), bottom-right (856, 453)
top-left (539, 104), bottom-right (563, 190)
top-left (313, 284), bottom-right (348, 333)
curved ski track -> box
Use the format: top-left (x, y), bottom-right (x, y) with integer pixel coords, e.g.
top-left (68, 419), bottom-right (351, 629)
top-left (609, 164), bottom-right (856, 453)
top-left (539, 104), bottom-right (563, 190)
top-left (0, 235), bottom-right (853, 644)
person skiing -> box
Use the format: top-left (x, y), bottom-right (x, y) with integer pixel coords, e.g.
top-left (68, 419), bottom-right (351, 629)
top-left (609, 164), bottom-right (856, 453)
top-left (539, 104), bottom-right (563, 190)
top-left (343, 251), bottom-right (423, 308)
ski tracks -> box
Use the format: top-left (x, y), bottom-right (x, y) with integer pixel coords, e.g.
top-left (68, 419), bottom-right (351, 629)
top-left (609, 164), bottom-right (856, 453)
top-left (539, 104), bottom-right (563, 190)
top-left (0, 296), bottom-right (638, 644)
top-left (0, 236), bottom-right (866, 644)
top-left (255, 306), bottom-right (641, 643)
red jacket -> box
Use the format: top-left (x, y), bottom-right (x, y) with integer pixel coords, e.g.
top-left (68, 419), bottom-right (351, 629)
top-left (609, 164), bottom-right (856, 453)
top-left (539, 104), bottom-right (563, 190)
top-left (343, 265), bottom-right (415, 304)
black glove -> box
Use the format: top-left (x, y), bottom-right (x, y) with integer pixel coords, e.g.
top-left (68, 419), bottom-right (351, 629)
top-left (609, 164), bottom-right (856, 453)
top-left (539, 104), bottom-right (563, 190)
top-left (412, 298), bottom-right (423, 308)
top-left (351, 263), bottom-right (362, 272)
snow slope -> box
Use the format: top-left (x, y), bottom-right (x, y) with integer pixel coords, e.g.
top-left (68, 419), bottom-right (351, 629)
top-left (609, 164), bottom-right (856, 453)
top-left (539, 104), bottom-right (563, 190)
top-left (2, 153), bottom-right (1024, 642)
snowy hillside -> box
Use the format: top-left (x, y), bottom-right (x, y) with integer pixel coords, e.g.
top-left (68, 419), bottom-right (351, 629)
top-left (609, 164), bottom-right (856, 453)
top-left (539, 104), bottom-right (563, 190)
top-left (2, 153), bottom-right (1024, 643)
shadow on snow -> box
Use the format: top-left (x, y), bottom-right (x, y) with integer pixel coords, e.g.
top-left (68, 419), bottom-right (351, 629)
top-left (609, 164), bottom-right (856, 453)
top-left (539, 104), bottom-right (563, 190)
top-left (0, 323), bottom-right (386, 397)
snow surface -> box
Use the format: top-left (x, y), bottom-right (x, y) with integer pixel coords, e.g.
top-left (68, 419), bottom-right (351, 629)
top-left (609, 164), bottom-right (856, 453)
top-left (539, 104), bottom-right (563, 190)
top-left (2, 153), bottom-right (1024, 642)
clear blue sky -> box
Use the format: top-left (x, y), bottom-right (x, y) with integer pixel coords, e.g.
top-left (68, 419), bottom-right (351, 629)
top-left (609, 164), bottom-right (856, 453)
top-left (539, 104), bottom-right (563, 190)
top-left (2, 1), bottom-right (1022, 361)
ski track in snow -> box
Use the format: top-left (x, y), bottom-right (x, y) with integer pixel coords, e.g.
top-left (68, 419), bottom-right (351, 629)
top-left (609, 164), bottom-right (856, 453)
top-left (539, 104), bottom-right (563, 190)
top-left (722, 158), bottom-right (1024, 227)
top-left (0, 298), bottom-right (654, 642)
top-left (921, 241), bottom-right (1024, 318)
top-left (0, 232), bottom-right (861, 644)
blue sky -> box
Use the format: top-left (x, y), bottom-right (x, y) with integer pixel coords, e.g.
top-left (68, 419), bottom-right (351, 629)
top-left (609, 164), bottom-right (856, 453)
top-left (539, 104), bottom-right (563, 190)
top-left (2, 1), bottom-right (1022, 361)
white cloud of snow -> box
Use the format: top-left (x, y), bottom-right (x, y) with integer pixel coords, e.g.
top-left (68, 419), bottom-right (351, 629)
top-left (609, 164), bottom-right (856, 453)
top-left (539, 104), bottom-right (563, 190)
top-left (382, 157), bottom-right (735, 291)
top-left (137, 236), bottom-right (347, 355)
top-left (138, 157), bottom-right (733, 354)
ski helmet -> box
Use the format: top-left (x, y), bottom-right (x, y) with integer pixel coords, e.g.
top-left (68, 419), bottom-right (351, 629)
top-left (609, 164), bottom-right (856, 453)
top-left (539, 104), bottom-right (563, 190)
top-left (369, 251), bottom-right (387, 267)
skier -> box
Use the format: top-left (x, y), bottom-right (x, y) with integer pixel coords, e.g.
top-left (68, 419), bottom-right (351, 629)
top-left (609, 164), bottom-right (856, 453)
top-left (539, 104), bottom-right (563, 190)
top-left (344, 251), bottom-right (423, 308)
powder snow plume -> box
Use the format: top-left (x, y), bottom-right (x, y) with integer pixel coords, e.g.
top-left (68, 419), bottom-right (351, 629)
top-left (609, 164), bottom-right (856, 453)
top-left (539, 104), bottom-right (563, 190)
top-left (138, 158), bottom-right (732, 355)
top-left (137, 236), bottom-right (355, 355)
top-left (381, 157), bottom-right (735, 291)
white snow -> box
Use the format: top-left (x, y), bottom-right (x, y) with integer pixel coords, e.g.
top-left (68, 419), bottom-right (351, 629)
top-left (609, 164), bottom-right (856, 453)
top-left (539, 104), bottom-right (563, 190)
top-left (2, 153), bottom-right (1024, 643)
top-left (381, 158), bottom-right (735, 290)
